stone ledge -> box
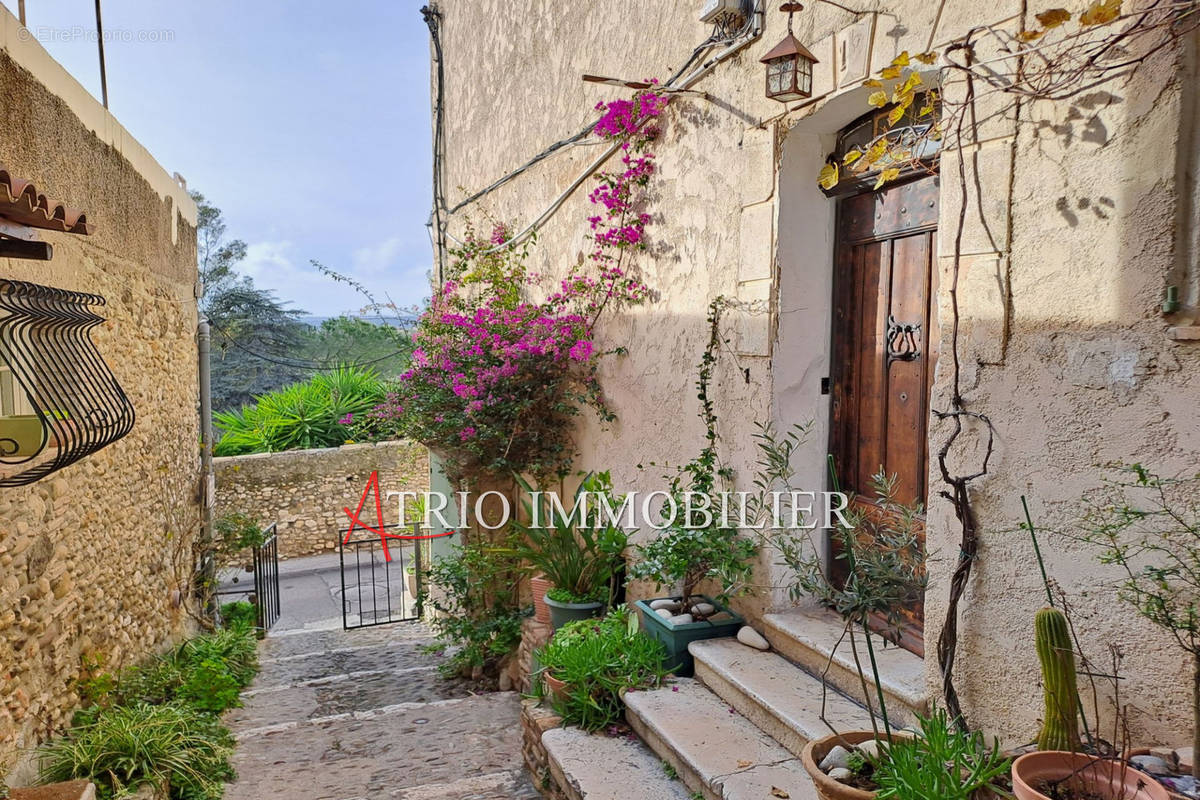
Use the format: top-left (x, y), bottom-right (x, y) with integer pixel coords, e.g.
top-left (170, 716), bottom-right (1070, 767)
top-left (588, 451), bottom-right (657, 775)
top-left (761, 605), bottom-right (927, 725)
top-left (690, 638), bottom-right (874, 758)
top-left (624, 679), bottom-right (817, 800)
top-left (542, 726), bottom-right (692, 800)
top-left (10, 780), bottom-right (96, 800)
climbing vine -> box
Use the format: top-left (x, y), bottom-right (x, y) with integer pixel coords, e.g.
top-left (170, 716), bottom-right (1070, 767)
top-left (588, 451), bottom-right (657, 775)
top-left (814, 0), bottom-right (1200, 724)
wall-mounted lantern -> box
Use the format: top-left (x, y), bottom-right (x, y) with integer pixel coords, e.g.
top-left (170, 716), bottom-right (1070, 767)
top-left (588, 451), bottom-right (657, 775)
top-left (761, 3), bottom-right (819, 102)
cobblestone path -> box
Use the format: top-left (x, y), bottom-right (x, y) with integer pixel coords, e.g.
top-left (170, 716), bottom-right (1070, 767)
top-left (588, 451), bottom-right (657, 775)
top-left (221, 557), bottom-right (539, 799)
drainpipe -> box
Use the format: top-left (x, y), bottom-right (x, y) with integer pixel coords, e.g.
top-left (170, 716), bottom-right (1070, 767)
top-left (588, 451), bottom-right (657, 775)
top-left (198, 315), bottom-right (216, 619)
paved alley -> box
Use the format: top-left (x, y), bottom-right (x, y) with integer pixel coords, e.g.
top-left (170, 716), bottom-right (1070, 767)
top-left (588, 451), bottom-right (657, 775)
top-left (221, 554), bottom-right (540, 800)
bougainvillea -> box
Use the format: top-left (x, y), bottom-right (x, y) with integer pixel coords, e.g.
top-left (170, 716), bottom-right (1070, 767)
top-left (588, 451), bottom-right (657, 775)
top-left (355, 87), bottom-right (668, 483)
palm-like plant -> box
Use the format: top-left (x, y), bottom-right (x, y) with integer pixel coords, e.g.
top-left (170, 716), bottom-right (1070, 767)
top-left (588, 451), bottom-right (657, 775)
top-left (213, 366), bottom-right (386, 456)
top-left (509, 471), bottom-right (629, 604)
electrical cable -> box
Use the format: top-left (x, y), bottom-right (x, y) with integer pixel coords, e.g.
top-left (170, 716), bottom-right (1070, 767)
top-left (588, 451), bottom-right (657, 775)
top-left (206, 317), bottom-right (411, 373)
top-left (423, 2), bottom-right (764, 259)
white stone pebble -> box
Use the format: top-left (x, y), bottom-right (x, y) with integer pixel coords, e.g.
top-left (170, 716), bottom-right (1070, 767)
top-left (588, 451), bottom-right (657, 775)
top-left (736, 625), bottom-right (769, 650)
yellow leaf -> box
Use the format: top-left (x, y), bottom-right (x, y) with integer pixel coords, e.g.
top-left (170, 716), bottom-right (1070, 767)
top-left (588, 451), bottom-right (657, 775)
top-left (1018, 29), bottom-right (1046, 42)
top-left (868, 90), bottom-right (889, 107)
top-left (914, 51), bottom-right (938, 65)
top-left (891, 51), bottom-right (911, 67)
top-left (818, 163), bottom-right (840, 190)
top-left (880, 65), bottom-right (903, 80)
top-left (1080, 0), bottom-right (1121, 26)
top-left (770, 789), bottom-right (791, 799)
top-left (867, 138), bottom-right (889, 161)
top-left (737, 760), bottom-right (753, 768)
top-left (887, 104), bottom-right (906, 126)
top-left (1035, 8), bottom-right (1071, 27)
top-left (843, 149), bottom-right (863, 165)
top-left (901, 72), bottom-right (923, 93)
top-left (863, 78), bottom-right (883, 88)
top-left (874, 167), bottom-right (901, 189)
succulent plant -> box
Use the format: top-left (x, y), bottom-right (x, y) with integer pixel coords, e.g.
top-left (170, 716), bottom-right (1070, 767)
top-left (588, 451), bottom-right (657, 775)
top-left (1035, 606), bottom-right (1081, 751)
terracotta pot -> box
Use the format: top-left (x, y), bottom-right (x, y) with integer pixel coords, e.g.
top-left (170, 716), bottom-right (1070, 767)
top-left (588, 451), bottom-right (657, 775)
top-left (1012, 751), bottom-right (1170, 800)
top-left (543, 671), bottom-right (568, 702)
top-left (531, 574), bottom-right (552, 625)
top-left (801, 731), bottom-right (884, 800)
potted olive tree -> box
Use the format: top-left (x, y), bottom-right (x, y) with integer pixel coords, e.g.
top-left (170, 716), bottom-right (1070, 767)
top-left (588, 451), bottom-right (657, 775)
top-left (628, 428), bottom-right (756, 675)
top-left (510, 471), bottom-right (628, 630)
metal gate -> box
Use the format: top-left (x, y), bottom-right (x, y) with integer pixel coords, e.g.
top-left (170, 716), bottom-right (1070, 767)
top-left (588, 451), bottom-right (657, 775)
top-left (214, 522), bottom-right (281, 633)
top-left (338, 523), bottom-right (423, 629)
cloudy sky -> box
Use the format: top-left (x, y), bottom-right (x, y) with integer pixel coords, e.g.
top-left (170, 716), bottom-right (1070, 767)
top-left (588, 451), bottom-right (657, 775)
top-left (21, 0), bottom-right (434, 316)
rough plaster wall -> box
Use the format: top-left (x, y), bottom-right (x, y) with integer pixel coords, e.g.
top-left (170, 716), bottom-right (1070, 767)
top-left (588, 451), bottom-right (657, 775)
top-left (920, 29), bottom-right (1200, 746)
top-left (214, 442), bottom-right (430, 560)
top-left (436, 0), bottom-right (1198, 744)
top-left (0, 50), bottom-right (200, 773)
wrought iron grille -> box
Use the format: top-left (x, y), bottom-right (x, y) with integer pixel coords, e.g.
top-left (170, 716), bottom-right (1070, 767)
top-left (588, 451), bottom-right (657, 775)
top-left (0, 279), bottom-right (135, 487)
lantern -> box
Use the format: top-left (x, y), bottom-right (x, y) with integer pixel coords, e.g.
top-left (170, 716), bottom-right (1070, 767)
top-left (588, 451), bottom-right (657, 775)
top-left (761, 3), bottom-right (819, 102)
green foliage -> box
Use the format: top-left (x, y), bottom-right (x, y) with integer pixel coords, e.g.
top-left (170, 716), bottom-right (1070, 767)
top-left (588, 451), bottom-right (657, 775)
top-left (218, 601), bottom-right (258, 631)
top-left (629, 300), bottom-right (757, 615)
top-left (781, 467), bottom-right (926, 639)
top-left (508, 471), bottom-right (629, 605)
top-left (82, 628), bottom-right (258, 716)
top-left (56, 627), bottom-right (259, 799)
top-left (536, 608), bottom-right (667, 731)
top-left (1034, 606), bottom-right (1081, 751)
top-left (424, 535), bottom-right (528, 678)
top-left (1072, 463), bottom-right (1200, 777)
top-left (37, 703), bottom-right (235, 800)
top-left (874, 708), bottom-right (1011, 800)
top-left (213, 366), bottom-right (386, 456)
top-left (213, 513), bottom-right (266, 558)
top-left (302, 315), bottom-right (413, 379)
top-left (194, 191), bottom-right (312, 412)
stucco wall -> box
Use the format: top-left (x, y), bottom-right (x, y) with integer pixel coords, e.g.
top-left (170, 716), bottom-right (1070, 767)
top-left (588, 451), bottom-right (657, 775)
top-left (0, 1), bottom-right (199, 775)
top-left (214, 441), bottom-right (430, 560)
top-left (434, 0), bottom-right (1200, 747)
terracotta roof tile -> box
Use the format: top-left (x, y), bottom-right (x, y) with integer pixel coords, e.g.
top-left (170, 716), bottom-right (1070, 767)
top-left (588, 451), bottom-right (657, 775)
top-left (0, 165), bottom-right (93, 235)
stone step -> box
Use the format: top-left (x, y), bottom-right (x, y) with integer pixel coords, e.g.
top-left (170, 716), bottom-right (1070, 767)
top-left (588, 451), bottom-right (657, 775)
top-left (624, 679), bottom-right (818, 800)
top-left (542, 726), bottom-right (693, 800)
top-left (761, 606), bottom-right (927, 726)
top-left (689, 638), bottom-right (875, 757)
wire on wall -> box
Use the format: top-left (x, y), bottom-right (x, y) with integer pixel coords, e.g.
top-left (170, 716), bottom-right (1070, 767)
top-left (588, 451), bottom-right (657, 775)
top-left (422, 1), bottom-right (765, 262)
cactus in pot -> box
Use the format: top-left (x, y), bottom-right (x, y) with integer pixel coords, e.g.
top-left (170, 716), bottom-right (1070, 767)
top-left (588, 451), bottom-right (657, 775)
top-left (1034, 606), bottom-right (1080, 752)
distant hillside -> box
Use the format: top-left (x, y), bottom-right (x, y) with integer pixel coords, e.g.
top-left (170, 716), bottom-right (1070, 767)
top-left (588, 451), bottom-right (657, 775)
top-left (300, 313), bottom-right (416, 329)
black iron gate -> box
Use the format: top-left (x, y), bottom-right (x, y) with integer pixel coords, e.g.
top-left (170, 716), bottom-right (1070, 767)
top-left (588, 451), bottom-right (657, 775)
top-left (214, 522), bottom-right (281, 633)
top-left (338, 523), bottom-right (423, 630)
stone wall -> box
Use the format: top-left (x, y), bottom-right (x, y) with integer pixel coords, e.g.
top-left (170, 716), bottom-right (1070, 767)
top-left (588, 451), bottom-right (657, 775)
top-left (436, 0), bottom-right (1200, 747)
top-left (214, 441), bottom-right (429, 560)
top-left (0, 2), bottom-right (199, 777)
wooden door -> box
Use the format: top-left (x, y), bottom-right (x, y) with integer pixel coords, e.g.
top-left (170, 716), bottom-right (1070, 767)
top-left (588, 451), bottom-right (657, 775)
top-left (829, 174), bottom-right (939, 653)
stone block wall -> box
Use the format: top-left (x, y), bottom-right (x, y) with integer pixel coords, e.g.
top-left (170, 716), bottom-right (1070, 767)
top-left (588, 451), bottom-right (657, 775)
top-left (214, 441), bottom-right (429, 560)
top-left (0, 2), bottom-right (199, 777)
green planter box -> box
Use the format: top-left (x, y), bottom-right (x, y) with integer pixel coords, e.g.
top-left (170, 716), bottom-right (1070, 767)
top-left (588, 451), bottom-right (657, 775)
top-left (635, 596), bottom-right (743, 677)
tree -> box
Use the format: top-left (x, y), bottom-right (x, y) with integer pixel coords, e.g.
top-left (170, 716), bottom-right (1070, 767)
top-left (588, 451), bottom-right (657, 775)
top-left (192, 192), bottom-right (311, 411)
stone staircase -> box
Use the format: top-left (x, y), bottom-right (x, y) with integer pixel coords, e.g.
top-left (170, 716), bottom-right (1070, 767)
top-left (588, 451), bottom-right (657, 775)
top-left (544, 604), bottom-right (927, 800)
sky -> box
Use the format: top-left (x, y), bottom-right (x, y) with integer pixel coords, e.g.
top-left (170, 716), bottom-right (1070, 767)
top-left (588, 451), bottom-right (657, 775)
top-left (15, 0), bottom-right (434, 316)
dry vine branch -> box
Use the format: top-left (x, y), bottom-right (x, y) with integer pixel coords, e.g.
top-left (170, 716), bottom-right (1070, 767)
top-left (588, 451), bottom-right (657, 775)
top-left (821, 1), bottom-right (1200, 727)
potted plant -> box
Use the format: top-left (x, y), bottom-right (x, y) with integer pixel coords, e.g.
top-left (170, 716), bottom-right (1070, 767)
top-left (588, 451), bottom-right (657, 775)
top-left (510, 471), bottom-right (629, 630)
top-left (752, 433), bottom-right (925, 796)
top-left (534, 606), bottom-right (667, 731)
top-left (790, 470), bottom-right (926, 798)
top-left (628, 523), bottom-right (753, 676)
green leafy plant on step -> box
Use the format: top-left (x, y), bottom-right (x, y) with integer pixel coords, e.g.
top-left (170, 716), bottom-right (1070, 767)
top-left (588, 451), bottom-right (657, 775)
top-left (874, 707), bottom-right (1011, 800)
top-left (424, 533), bottom-right (528, 680)
top-left (37, 702), bottom-right (235, 800)
top-left (507, 471), bottom-right (629, 607)
top-left (218, 601), bottom-right (258, 632)
top-left (535, 607), bottom-right (666, 731)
